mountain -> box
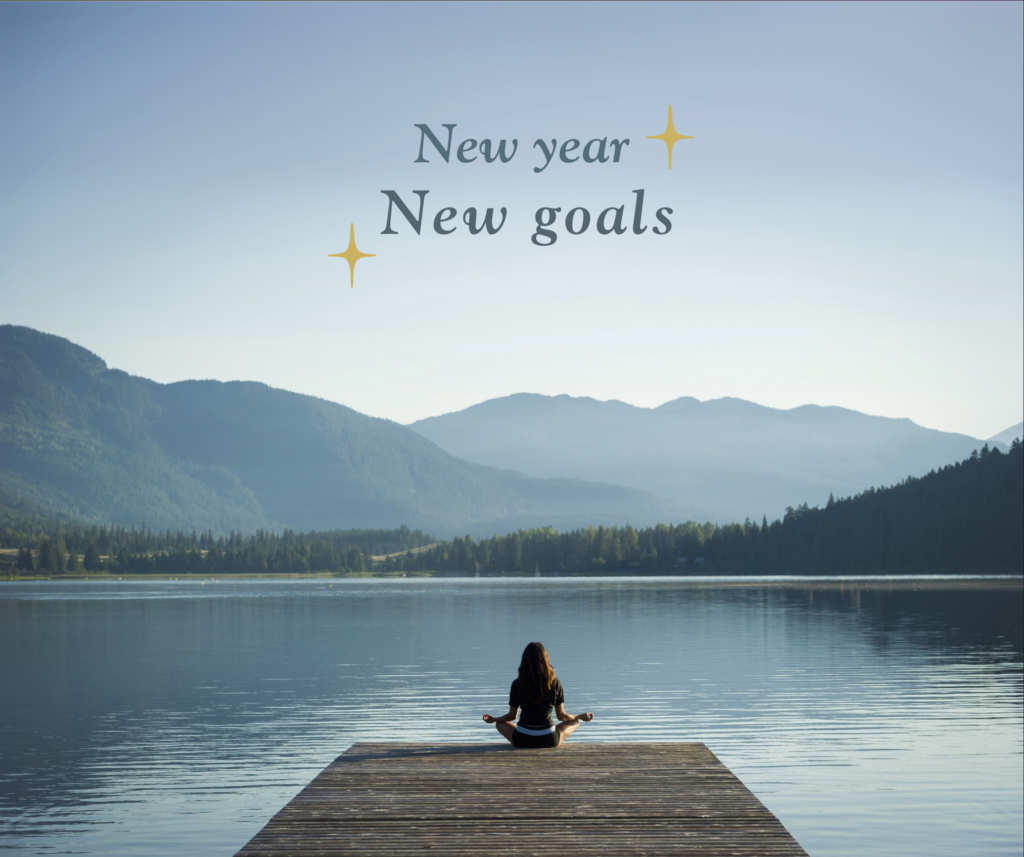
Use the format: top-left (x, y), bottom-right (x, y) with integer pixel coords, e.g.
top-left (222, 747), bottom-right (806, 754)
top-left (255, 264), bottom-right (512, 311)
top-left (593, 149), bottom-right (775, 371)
top-left (989, 422), bottom-right (1024, 446)
top-left (0, 326), bottom-right (683, 537)
top-left (387, 443), bottom-right (1024, 576)
top-left (408, 393), bottom-right (1001, 523)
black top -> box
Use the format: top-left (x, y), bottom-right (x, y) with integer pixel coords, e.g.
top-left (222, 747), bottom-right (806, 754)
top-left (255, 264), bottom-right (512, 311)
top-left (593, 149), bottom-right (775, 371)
top-left (509, 677), bottom-right (565, 729)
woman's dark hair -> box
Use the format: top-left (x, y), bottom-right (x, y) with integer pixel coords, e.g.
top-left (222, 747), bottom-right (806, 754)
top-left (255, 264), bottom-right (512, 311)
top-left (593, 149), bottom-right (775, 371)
top-left (517, 641), bottom-right (555, 704)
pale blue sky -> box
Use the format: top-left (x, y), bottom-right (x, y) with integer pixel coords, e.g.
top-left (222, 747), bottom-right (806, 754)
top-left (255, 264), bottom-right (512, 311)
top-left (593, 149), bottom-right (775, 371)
top-left (2, 1), bottom-right (1021, 438)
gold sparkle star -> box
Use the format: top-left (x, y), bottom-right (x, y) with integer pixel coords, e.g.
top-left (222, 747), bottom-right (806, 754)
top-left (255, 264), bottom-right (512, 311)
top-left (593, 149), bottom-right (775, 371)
top-left (329, 223), bottom-right (376, 288)
top-left (646, 105), bottom-right (693, 169)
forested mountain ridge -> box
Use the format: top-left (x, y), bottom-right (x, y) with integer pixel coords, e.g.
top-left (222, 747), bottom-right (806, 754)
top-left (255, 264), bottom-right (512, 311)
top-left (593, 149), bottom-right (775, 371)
top-left (5, 442), bottom-right (1018, 577)
top-left (0, 326), bottom-right (684, 536)
top-left (382, 440), bottom-right (1024, 575)
top-left (1, 328), bottom-right (267, 532)
top-left (409, 393), bottom-right (1004, 522)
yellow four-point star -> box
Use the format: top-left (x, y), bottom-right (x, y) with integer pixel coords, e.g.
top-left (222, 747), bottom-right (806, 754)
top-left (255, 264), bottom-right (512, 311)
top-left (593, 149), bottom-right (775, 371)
top-left (647, 105), bottom-right (693, 169)
top-left (329, 223), bottom-right (376, 288)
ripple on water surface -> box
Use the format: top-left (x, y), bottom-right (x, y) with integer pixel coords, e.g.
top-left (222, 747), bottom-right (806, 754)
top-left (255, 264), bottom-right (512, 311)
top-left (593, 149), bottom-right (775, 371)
top-left (0, 577), bottom-right (1021, 857)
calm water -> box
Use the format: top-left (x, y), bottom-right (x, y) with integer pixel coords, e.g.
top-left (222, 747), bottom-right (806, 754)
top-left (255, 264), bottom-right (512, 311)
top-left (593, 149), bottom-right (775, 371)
top-left (0, 577), bottom-right (1021, 856)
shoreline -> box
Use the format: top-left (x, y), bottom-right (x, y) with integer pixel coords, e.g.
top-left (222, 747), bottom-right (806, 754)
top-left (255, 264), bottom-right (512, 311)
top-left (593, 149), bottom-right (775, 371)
top-left (1, 572), bottom-right (1021, 590)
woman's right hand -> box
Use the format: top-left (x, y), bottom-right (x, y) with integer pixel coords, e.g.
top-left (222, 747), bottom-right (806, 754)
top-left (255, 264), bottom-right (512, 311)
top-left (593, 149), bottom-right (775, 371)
top-left (482, 714), bottom-right (494, 723)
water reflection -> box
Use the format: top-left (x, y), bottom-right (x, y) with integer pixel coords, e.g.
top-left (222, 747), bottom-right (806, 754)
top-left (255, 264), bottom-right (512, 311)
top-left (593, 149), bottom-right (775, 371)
top-left (0, 578), bottom-right (1020, 857)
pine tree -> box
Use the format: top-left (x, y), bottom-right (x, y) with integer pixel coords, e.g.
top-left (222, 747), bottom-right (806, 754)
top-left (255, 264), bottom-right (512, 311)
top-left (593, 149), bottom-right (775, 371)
top-left (67, 545), bottom-right (84, 574)
top-left (37, 536), bottom-right (58, 574)
top-left (55, 537), bottom-right (68, 574)
top-left (84, 540), bottom-right (102, 572)
top-left (17, 547), bottom-right (35, 572)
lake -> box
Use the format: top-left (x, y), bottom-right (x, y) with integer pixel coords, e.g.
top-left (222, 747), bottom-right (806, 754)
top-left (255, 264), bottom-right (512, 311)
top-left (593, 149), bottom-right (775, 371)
top-left (1, 577), bottom-right (1021, 856)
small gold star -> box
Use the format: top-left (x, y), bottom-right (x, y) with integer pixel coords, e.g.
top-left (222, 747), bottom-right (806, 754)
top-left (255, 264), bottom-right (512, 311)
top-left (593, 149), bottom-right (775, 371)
top-left (329, 223), bottom-right (376, 288)
top-left (646, 105), bottom-right (693, 169)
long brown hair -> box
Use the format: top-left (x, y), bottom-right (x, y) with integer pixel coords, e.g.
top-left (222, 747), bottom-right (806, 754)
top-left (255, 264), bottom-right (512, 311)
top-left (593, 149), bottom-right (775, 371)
top-left (517, 641), bottom-right (555, 704)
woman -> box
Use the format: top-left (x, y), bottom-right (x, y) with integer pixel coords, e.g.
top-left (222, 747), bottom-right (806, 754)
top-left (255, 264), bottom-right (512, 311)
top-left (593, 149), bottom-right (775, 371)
top-left (482, 641), bottom-right (594, 748)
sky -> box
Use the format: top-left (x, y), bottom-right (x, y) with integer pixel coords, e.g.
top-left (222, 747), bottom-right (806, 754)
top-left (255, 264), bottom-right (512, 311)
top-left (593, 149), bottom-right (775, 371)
top-left (1, 1), bottom-right (1022, 440)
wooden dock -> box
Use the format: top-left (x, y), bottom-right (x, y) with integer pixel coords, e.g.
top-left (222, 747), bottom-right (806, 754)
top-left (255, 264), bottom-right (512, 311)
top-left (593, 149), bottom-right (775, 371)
top-left (235, 742), bottom-right (808, 856)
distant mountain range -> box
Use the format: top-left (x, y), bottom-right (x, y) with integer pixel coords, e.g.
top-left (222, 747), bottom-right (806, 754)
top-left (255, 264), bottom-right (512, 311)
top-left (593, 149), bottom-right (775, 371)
top-left (409, 393), bottom-right (1005, 523)
top-left (2, 326), bottom-right (1009, 537)
top-left (989, 422), bottom-right (1024, 446)
top-left (0, 326), bottom-right (683, 537)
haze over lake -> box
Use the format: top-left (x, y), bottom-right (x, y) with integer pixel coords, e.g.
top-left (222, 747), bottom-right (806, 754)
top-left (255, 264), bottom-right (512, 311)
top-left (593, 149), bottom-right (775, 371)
top-left (1, 577), bottom-right (1020, 857)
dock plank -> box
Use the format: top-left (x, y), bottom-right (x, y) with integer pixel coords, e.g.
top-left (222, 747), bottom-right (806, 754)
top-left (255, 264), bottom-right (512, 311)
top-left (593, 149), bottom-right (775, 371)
top-left (235, 742), bottom-right (807, 856)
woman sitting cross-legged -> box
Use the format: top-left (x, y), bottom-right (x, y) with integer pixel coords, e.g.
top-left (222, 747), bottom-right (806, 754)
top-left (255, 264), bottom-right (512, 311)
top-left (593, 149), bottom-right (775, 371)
top-left (482, 641), bottom-right (594, 749)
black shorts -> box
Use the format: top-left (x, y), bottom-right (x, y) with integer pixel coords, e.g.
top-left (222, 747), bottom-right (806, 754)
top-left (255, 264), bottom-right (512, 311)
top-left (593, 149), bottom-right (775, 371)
top-left (511, 728), bottom-right (561, 749)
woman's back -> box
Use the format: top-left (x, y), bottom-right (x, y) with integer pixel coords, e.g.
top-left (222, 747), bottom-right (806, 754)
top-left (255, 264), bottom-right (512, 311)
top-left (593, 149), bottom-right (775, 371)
top-left (509, 676), bottom-right (565, 730)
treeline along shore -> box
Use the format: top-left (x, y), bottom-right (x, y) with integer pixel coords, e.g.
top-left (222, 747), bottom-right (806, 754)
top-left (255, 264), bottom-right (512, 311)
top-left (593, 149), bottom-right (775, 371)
top-left (2, 442), bottom-right (1021, 577)
top-left (0, 526), bottom-right (434, 577)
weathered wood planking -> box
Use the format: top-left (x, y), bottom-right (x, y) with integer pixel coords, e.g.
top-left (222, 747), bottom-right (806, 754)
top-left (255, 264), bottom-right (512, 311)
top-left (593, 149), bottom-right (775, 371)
top-left (235, 742), bottom-right (808, 856)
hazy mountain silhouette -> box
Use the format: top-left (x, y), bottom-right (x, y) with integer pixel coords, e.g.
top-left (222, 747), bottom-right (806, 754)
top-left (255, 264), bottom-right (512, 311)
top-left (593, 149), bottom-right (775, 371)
top-left (989, 422), bottom-right (1024, 446)
top-left (0, 327), bottom-right (686, 536)
top-left (409, 393), bottom-right (1002, 522)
